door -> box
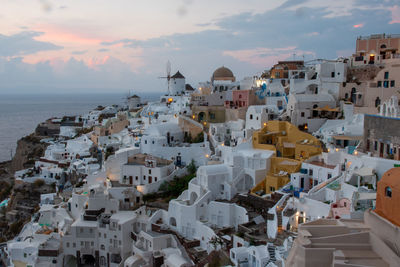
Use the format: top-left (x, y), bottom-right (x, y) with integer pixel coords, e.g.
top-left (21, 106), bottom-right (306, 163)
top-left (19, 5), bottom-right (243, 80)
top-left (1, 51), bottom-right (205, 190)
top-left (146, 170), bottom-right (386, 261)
top-left (129, 176), bottom-right (133, 184)
top-left (148, 176), bottom-right (152, 183)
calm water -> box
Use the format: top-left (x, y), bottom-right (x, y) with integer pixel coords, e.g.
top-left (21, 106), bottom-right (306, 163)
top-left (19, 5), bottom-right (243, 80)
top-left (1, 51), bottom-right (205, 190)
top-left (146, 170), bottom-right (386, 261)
top-left (0, 93), bottom-right (161, 162)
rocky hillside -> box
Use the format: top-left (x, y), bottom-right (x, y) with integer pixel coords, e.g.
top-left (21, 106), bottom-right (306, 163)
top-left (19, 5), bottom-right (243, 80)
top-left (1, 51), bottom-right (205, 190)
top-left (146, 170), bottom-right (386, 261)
top-left (10, 134), bottom-right (49, 172)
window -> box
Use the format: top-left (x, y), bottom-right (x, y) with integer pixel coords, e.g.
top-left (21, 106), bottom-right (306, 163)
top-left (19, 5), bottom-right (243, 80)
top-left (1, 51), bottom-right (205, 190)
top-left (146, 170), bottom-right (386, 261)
top-left (327, 173), bottom-right (332, 179)
top-left (309, 169), bottom-right (313, 176)
top-left (89, 228), bottom-right (93, 233)
top-left (384, 71), bottom-right (389, 80)
top-left (104, 233), bottom-right (106, 238)
top-left (374, 141), bottom-right (378, 151)
top-left (152, 141), bottom-right (154, 144)
top-left (73, 243), bottom-right (76, 248)
top-left (331, 72), bottom-right (335, 78)
top-left (301, 112), bottom-right (305, 117)
top-left (155, 177), bottom-right (157, 182)
top-left (143, 175), bottom-right (146, 180)
top-left (387, 144), bottom-right (391, 154)
top-left (377, 81), bottom-right (382, 87)
top-left (145, 140), bottom-right (147, 144)
top-left (91, 241), bottom-right (94, 246)
top-left (210, 113), bottom-right (215, 119)
top-left (118, 225), bottom-right (121, 231)
top-left (136, 176), bottom-right (138, 180)
top-left (391, 80), bottom-right (395, 87)
top-left (148, 169), bottom-right (151, 174)
top-left (269, 186), bottom-right (276, 192)
top-left (384, 81), bottom-right (389, 88)
top-left (385, 186), bottom-right (392, 197)
top-left (80, 228), bottom-right (83, 233)
top-left (66, 242), bottom-right (70, 248)
top-left (250, 114), bottom-right (253, 120)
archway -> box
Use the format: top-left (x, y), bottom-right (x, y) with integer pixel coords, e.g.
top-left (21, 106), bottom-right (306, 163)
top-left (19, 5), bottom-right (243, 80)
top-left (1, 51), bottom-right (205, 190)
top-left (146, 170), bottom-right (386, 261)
top-left (351, 88), bottom-right (357, 103)
top-left (82, 254), bottom-right (96, 266)
top-left (169, 217), bottom-right (177, 227)
top-left (189, 191), bottom-right (198, 204)
top-left (198, 112), bottom-right (206, 122)
top-left (312, 104), bottom-right (319, 118)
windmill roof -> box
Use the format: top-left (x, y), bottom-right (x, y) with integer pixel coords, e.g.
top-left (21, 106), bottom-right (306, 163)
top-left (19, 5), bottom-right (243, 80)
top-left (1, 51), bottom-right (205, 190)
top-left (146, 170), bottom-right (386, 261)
top-left (171, 71), bottom-right (185, 79)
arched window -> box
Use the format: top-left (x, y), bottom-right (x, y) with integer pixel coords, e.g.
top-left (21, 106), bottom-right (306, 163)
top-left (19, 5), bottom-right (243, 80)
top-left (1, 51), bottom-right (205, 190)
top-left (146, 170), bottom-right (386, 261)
top-left (351, 88), bottom-right (357, 103)
top-left (375, 97), bottom-right (381, 108)
top-left (385, 186), bottom-right (392, 198)
top-left (100, 256), bottom-right (106, 266)
top-left (380, 44), bottom-right (387, 49)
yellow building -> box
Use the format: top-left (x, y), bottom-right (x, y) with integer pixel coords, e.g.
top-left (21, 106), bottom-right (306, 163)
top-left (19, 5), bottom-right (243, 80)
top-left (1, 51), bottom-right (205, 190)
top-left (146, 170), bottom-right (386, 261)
top-left (251, 121), bottom-right (322, 194)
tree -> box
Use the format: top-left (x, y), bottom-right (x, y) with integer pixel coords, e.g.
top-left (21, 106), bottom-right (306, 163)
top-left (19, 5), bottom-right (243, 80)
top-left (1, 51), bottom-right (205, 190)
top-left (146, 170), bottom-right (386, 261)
top-left (187, 159), bottom-right (197, 174)
top-left (33, 179), bottom-right (45, 187)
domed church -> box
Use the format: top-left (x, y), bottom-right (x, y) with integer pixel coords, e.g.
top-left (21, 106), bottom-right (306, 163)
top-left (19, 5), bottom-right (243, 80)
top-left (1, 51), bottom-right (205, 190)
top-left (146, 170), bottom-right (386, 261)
top-left (211, 66), bottom-right (236, 83)
top-left (210, 66), bottom-right (238, 93)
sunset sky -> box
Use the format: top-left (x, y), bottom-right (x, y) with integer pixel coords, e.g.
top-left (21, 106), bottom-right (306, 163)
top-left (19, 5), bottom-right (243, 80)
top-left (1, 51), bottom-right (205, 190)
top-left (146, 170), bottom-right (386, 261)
top-left (0, 0), bottom-right (399, 94)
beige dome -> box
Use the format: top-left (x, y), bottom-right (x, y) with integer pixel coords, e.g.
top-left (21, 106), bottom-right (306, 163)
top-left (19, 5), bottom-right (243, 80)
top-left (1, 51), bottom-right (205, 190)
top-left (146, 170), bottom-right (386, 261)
top-left (211, 66), bottom-right (235, 82)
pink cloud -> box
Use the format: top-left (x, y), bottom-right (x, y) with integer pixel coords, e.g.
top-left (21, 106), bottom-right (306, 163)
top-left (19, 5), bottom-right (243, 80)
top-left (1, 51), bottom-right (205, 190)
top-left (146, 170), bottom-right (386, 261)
top-left (353, 23), bottom-right (364, 28)
top-left (87, 56), bottom-right (111, 69)
top-left (33, 24), bottom-right (110, 46)
top-left (223, 47), bottom-right (315, 67)
top-left (389, 5), bottom-right (400, 24)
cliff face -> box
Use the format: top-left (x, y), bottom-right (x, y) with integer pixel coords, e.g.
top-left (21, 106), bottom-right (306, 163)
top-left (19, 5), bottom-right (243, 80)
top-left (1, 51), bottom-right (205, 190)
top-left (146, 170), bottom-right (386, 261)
top-left (10, 134), bottom-right (49, 173)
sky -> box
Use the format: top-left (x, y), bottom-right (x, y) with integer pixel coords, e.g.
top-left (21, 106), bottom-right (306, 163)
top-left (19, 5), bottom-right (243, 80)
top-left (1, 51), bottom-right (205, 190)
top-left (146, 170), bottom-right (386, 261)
top-left (0, 0), bottom-right (399, 94)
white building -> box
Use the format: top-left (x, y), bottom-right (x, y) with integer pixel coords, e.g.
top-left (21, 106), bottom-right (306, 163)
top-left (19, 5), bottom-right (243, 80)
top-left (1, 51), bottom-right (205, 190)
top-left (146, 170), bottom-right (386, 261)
top-left (245, 105), bottom-right (279, 131)
top-left (287, 93), bottom-right (337, 132)
top-left (127, 95), bottom-right (141, 110)
top-left (121, 153), bottom-right (176, 194)
top-left (379, 95), bottom-right (400, 118)
top-left (140, 119), bottom-right (211, 166)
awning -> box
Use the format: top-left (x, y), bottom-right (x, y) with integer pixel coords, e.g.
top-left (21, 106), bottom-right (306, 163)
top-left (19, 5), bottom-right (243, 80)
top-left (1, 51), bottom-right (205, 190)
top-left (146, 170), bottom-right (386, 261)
top-left (332, 135), bottom-right (363, 141)
top-left (353, 167), bottom-right (375, 177)
top-left (313, 105), bottom-right (339, 112)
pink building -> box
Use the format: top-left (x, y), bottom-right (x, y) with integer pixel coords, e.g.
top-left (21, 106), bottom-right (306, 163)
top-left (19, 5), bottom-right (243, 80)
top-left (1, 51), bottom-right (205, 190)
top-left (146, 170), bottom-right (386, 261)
top-left (353, 33), bottom-right (400, 65)
top-left (225, 89), bottom-right (263, 109)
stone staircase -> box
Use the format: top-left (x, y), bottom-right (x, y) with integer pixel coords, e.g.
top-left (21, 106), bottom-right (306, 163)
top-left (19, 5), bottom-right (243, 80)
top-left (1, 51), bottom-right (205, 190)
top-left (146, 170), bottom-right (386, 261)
top-left (277, 197), bottom-right (290, 231)
top-left (266, 244), bottom-right (277, 265)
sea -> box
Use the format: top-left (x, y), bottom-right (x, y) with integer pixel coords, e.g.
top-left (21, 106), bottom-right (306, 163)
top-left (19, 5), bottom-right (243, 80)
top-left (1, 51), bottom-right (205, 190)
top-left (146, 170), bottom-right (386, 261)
top-left (0, 93), bottom-right (162, 163)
